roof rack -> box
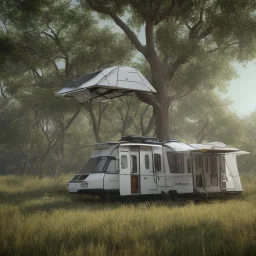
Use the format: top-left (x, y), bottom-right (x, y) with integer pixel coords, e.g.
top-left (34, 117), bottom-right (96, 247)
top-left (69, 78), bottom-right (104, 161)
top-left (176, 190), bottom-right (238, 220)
top-left (120, 135), bottom-right (159, 143)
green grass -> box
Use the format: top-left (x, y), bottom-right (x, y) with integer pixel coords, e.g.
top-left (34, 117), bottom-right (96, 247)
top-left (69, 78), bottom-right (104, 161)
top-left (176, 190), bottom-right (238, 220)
top-left (0, 174), bottom-right (255, 256)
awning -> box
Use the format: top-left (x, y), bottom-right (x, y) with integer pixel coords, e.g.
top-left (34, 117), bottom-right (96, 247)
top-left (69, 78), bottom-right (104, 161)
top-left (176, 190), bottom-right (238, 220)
top-left (190, 143), bottom-right (240, 153)
top-left (56, 66), bottom-right (156, 102)
top-left (234, 151), bottom-right (250, 155)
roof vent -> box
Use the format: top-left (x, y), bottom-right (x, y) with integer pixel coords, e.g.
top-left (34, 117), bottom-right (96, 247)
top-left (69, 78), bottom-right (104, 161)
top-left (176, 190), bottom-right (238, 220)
top-left (120, 135), bottom-right (159, 143)
top-left (162, 139), bottom-right (179, 143)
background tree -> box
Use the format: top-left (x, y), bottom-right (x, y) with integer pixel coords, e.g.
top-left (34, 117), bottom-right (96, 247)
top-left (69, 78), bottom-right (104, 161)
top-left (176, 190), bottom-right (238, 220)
top-left (0, 0), bottom-right (134, 177)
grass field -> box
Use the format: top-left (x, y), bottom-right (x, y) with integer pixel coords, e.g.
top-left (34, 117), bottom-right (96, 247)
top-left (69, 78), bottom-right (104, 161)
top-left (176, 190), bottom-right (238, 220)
top-left (0, 174), bottom-right (255, 256)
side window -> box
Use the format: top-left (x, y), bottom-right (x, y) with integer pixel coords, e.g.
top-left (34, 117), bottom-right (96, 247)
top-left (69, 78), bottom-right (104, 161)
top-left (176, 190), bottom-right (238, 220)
top-left (210, 156), bottom-right (218, 186)
top-left (187, 158), bottom-right (191, 173)
top-left (106, 160), bottom-right (116, 173)
top-left (131, 155), bottom-right (137, 173)
top-left (205, 157), bottom-right (209, 173)
top-left (121, 155), bottom-right (128, 169)
top-left (167, 153), bottom-right (184, 173)
top-left (195, 155), bottom-right (202, 169)
top-left (145, 154), bottom-right (149, 169)
top-left (154, 154), bottom-right (162, 172)
top-left (210, 157), bottom-right (217, 174)
top-left (219, 156), bottom-right (225, 174)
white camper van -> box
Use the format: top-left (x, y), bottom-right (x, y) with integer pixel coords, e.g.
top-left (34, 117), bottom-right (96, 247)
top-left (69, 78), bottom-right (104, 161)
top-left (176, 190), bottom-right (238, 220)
top-left (67, 136), bottom-right (246, 199)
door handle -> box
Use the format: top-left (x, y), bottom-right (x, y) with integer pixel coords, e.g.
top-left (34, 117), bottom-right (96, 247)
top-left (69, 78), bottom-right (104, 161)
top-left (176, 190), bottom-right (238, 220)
top-left (144, 177), bottom-right (147, 179)
top-left (158, 176), bottom-right (160, 180)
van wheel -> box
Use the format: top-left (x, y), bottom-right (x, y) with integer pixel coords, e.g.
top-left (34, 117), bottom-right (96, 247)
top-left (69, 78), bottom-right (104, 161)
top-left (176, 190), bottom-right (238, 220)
top-left (161, 191), bottom-right (169, 201)
top-left (102, 194), bottom-right (111, 203)
top-left (168, 190), bottom-right (177, 201)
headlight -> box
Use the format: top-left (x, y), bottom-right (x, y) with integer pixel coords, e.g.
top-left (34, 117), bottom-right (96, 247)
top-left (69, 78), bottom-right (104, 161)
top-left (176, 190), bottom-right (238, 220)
top-left (81, 182), bottom-right (88, 188)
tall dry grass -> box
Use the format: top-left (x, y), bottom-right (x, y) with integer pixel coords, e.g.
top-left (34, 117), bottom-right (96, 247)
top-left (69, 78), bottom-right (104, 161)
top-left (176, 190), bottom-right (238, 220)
top-left (0, 174), bottom-right (255, 256)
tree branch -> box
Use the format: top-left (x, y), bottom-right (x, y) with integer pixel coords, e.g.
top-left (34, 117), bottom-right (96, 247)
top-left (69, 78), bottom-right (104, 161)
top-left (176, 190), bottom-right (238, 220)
top-left (86, 0), bottom-right (146, 56)
top-left (155, 0), bottom-right (193, 24)
top-left (135, 91), bottom-right (161, 111)
top-left (140, 105), bottom-right (149, 134)
top-left (199, 26), bottom-right (215, 39)
top-left (183, 19), bottom-right (192, 30)
top-left (143, 114), bottom-right (155, 136)
top-left (189, 4), bottom-right (204, 39)
top-left (40, 23), bottom-right (70, 75)
top-left (168, 52), bottom-right (190, 80)
top-left (40, 30), bottom-right (56, 41)
top-left (51, 106), bottom-right (82, 149)
top-left (155, 0), bottom-right (177, 24)
top-left (207, 42), bottom-right (239, 54)
top-left (110, 12), bottom-right (147, 56)
top-left (39, 120), bottom-right (51, 143)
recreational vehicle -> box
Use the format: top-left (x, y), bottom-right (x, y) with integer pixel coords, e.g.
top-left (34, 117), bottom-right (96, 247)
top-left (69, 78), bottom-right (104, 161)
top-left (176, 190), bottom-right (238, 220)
top-left (67, 136), bottom-right (247, 199)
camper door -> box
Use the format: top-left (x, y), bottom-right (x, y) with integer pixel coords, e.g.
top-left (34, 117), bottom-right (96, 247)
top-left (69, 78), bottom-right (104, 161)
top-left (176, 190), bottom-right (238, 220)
top-left (193, 153), bottom-right (221, 193)
top-left (140, 146), bottom-right (157, 195)
top-left (119, 147), bottom-right (131, 195)
top-left (119, 146), bottom-right (140, 196)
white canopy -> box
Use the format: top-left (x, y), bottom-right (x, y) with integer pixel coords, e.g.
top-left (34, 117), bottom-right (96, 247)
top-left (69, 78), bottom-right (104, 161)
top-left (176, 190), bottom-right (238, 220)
top-left (190, 142), bottom-right (240, 153)
top-left (56, 66), bottom-right (156, 102)
top-left (164, 141), bottom-right (245, 153)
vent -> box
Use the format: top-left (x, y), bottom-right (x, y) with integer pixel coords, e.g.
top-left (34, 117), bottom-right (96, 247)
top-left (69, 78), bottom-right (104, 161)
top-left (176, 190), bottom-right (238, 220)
top-left (162, 140), bottom-right (179, 143)
top-left (121, 135), bottom-right (159, 143)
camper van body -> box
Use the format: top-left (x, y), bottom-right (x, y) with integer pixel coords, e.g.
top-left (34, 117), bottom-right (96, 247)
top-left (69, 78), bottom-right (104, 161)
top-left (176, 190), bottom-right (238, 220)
top-left (67, 138), bottom-right (244, 198)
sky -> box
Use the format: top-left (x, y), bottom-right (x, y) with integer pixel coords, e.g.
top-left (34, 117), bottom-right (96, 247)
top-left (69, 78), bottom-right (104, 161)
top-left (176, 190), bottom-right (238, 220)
top-left (227, 62), bottom-right (256, 117)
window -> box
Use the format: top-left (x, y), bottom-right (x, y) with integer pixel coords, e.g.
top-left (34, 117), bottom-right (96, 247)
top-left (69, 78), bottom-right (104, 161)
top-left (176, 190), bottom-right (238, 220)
top-left (195, 155), bottom-right (202, 169)
top-left (210, 157), bottom-right (218, 186)
top-left (210, 157), bottom-right (217, 174)
top-left (167, 153), bottom-right (184, 173)
top-left (131, 155), bottom-right (137, 173)
top-left (121, 155), bottom-right (128, 169)
top-left (205, 157), bottom-right (209, 173)
top-left (187, 158), bottom-right (191, 173)
top-left (154, 154), bottom-right (162, 172)
top-left (219, 156), bottom-right (225, 174)
top-left (106, 159), bottom-right (116, 173)
top-left (145, 154), bottom-right (149, 169)
top-left (79, 157), bottom-right (108, 174)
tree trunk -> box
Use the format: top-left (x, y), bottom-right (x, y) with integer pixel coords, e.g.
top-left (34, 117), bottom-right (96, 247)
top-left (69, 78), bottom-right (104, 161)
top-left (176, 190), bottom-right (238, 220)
top-left (154, 91), bottom-right (170, 142)
top-left (150, 60), bottom-right (170, 142)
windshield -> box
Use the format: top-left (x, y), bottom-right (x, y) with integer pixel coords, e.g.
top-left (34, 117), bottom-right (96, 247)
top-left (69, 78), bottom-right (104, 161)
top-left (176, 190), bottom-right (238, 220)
top-left (79, 157), bottom-right (108, 174)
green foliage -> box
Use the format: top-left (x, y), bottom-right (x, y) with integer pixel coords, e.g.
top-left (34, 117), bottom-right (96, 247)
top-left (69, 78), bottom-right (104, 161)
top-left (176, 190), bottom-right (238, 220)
top-left (236, 111), bottom-right (256, 172)
top-left (0, 174), bottom-right (255, 255)
top-left (0, 0), bottom-right (135, 176)
top-left (169, 89), bottom-right (242, 143)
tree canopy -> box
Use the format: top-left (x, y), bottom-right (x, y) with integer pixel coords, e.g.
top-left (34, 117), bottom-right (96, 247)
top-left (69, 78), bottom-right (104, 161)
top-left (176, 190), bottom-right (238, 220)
top-left (85, 0), bottom-right (256, 140)
top-left (0, 0), bottom-right (255, 177)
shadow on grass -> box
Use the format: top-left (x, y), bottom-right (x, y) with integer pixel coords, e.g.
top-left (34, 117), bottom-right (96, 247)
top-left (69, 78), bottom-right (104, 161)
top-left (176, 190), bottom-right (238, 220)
top-left (0, 187), bottom-right (126, 213)
top-left (0, 184), bottom-right (244, 215)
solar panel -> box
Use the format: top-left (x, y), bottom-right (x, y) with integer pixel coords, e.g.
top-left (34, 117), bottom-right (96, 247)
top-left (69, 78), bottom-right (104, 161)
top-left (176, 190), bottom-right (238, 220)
top-left (66, 71), bottom-right (102, 89)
